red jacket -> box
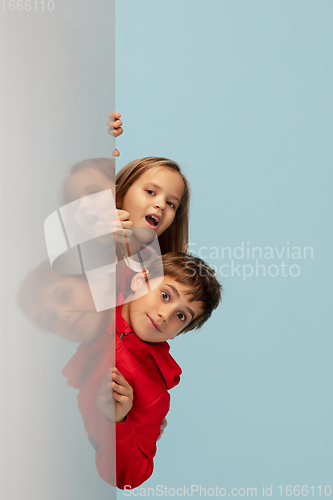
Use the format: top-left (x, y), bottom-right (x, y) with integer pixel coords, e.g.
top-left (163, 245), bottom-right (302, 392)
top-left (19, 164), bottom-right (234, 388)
top-left (62, 300), bottom-right (181, 490)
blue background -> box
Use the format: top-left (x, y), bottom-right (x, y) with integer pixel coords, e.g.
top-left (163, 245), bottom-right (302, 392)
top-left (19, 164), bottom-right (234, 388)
top-left (115, 1), bottom-right (333, 497)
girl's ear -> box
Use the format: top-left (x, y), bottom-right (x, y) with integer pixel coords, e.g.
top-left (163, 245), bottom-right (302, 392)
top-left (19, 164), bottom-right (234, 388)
top-left (130, 269), bottom-right (150, 292)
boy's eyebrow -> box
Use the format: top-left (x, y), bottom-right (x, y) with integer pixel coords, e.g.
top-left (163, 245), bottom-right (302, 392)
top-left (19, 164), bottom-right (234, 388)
top-left (51, 285), bottom-right (65, 300)
top-left (186, 307), bottom-right (195, 319)
top-left (146, 183), bottom-right (181, 203)
top-left (165, 283), bottom-right (179, 297)
top-left (165, 283), bottom-right (195, 319)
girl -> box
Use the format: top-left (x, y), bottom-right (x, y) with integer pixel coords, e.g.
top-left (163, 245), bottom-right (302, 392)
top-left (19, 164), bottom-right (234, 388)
top-left (62, 115), bottom-right (190, 297)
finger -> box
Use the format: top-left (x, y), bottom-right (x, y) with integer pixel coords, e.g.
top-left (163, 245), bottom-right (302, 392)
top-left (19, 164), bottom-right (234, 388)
top-left (113, 219), bottom-right (133, 227)
top-left (108, 111), bottom-right (121, 120)
top-left (98, 391), bottom-right (114, 403)
top-left (113, 232), bottom-right (133, 242)
top-left (114, 119), bottom-right (123, 128)
top-left (100, 368), bottom-right (113, 387)
top-left (112, 391), bottom-right (132, 406)
top-left (160, 418), bottom-right (168, 431)
top-left (112, 376), bottom-right (133, 394)
top-left (98, 380), bottom-right (113, 397)
top-left (113, 230), bottom-right (133, 241)
top-left (108, 127), bottom-right (123, 137)
top-left (114, 127), bottom-right (123, 137)
top-left (112, 383), bottom-right (133, 400)
top-left (107, 119), bottom-right (123, 129)
top-left (112, 371), bottom-right (132, 390)
top-left (113, 232), bottom-right (133, 244)
top-left (101, 369), bottom-right (113, 384)
top-left (113, 221), bottom-right (133, 234)
top-left (115, 210), bottom-right (131, 221)
top-left (112, 148), bottom-right (120, 157)
top-left (112, 370), bottom-right (133, 392)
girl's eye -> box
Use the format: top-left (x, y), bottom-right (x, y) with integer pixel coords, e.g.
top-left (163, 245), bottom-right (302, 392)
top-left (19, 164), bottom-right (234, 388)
top-left (146, 189), bottom-right (155, 196)
top-left (60, 292), bottom-right (70, 304)
top-left (167, 201), bottom-right (176, 209)
top-left (161, 291), bottom-right (170, 302)
top-left (177, 312), bottom-right (186, 322)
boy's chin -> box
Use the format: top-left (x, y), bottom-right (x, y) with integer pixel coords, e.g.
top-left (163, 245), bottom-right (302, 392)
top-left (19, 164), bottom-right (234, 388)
top-left (134, 329), bottom-right (159, 343)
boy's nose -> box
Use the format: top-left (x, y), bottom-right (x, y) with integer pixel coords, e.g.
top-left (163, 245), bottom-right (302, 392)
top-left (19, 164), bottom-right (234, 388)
top-left (57, 307), bottom-right (72, 325)
top-left (157, 308), bottom-right (171, 323)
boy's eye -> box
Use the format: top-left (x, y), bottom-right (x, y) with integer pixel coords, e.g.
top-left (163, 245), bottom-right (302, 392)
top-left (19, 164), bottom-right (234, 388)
top-left (161, 291), bottom-right (170, 302)
top-left (167, 201), bottom-right (176, 209)
top-left (60, 292), bottom-right (70, 304)
top-left (177, 312), bottom-right (186, 322)
top-left (146, 189), bottom-right (155, 196)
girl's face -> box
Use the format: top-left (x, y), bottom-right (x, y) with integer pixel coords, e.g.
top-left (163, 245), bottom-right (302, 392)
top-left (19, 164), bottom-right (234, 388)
top-left (66, 168), bottom-right (114, 203)
top-left (66, 168), bottom-right (115, 244)
top-left (120, 167), bottom-right (185, 237)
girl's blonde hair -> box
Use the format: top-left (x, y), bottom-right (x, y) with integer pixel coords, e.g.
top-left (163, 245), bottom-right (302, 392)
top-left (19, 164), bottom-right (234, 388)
top-left (116, 157), bottom-right (190, 253)
top-left (62, 158), bottom-right (115, 205)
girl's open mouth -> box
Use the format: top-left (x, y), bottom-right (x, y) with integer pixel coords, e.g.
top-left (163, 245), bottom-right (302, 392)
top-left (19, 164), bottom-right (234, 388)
top-left (85, 214), bottom-right (99, 227)
top-left (145, 214), bottom-right (160, 228)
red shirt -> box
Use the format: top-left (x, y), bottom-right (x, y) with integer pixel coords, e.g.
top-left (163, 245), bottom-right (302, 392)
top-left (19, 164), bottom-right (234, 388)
top-left (62, 298), bottom-right (181, 490)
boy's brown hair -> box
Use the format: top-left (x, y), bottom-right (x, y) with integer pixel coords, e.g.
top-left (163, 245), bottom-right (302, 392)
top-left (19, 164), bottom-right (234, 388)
top-left (146, 252), bottom-right (222, 334)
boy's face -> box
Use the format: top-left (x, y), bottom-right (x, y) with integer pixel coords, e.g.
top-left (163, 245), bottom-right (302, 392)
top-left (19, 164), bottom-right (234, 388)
top-left (32, 276), bottom-right (111, 343)
top-left (123, 274), bottom-right (203, 343)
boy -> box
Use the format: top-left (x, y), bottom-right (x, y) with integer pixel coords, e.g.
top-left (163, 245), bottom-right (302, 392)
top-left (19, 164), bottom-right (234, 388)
top-left (79, 252), bottom-right (222, 489)
top-left (17, 252), bottom-right (222, 489)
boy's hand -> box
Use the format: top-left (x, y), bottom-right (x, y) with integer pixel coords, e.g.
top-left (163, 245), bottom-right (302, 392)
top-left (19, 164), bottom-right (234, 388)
top-left (157, 418), bottom-right (167, 441)
top-left (107, 112), bottom-right (123, 157)
top-left (113, 209), bottom-right (133, 245)
top-left (97, 367), bottom-right (133, 423)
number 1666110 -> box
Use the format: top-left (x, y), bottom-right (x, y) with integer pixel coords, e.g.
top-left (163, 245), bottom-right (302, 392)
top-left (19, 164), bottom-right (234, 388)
top-left (2, 0), bottom-right (54, 11)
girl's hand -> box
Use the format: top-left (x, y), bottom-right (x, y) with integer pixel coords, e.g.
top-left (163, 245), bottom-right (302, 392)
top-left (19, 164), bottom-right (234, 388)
top-left (113, 209), bottom-right (133, 245)
top-left (97, 367), bottom-right (133, 423)
top-left (107, 112), bottom-right (123, 157)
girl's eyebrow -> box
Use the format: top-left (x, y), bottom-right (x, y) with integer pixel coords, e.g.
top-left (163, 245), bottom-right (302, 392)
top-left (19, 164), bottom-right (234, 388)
top-left (84, 184), bottom-right (107, 193)
top-left (146, 183), bottom-right (181, 203)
